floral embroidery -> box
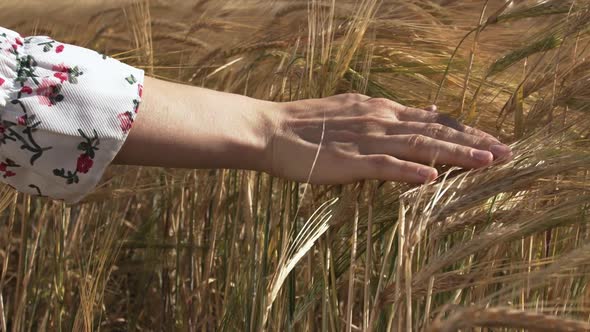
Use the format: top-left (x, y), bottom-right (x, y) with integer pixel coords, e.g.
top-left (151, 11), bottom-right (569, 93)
top-left (52, 64), bottom-right (84, 84)
top-left (36, 78), bottom-right (64, 106)
top-left (20, 85), bottom-right (33, 95)
top-left (36, 40), bottom-right (59, 53)
top-left (4, 100), bottom-right (53, 165)
top-left (10, 37), bottom-right (23, 52)
top-left (15, 54), bottom-right (39, 86)
top-left (133, 100), bottom-right (140, 113)
top-left (117, 78), bottom-right (142, 133)
top-left (118, 112), bottom-right (134, 133)
top-left (133, 83), bottom-right (143, 113)
top-left (28, 184), bottom-right (46, 197)
top-left (54, 72), bottom-right (68, 83)
top-left (2, 41), bottom-right (62, 164)
top-left (1, 27), bottom-right (144, 202)
top-left (0, 158), bottom-right (20, 178)
top-left (76, 154), bottom-right (93, 173)
top-left (53, 129), bottom-right (100, 184)
top-left (17, 115), bottom-right (26, 126)
top-left (125, 74), bottom-right (138, 85)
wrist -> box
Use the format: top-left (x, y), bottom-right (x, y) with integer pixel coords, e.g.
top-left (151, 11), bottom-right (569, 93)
top-left (244, 99), bottom-right (285, 173)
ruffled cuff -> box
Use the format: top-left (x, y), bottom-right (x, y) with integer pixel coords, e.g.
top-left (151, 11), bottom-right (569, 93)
top-left (0, 26), bottom-right (144, 203)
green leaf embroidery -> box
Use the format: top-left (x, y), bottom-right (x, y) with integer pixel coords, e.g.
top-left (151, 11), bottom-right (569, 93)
top-left (37, 40), bottom-right (55, 53)
top-left (125, 74), bottom-right (137, 85)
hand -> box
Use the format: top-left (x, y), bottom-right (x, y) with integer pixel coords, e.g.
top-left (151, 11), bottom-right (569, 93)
top-left (265, 93), bottom-right (512, 185)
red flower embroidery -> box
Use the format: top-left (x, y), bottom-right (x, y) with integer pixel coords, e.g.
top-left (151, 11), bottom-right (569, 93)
top-left (0, 125), bottom-right (5, 134)
top-left (52, 64), bottom-right (69, 72)
top-left (21, 86), bottom-right (33, 94)
top-left (118, 112), bottom-right (133, 133)
top-left (53, 64), bottom-right (69, 82)
top-left (54, 72), bottom-right (68, 83)
top-left (0, 159), bottom-right (17, 178)
top-left (138, 84), bottom-right (143, 98)
top-left (0, 159), bottom-right (20, 177)
top-left (54, 129), bottom-right (98, 184)
top-left (17, 116), bottom-right (26, 126)
top-left (0, 78), bottom-right (4, 86)
top-left (55, 45), bottom-right (65, 53)
top-left (37, 79), bottom-right (55, 106)
top-left (15, 38), bottom-right (23, 46)
top-left (36, 78), bottom-right (63, 106)
top-left (76, 154), bottom-right (93, 173)
top-left (52, 64), bottom-right (83, 84)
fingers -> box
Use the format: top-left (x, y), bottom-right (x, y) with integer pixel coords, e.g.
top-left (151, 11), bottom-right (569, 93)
top-left (360, 134), bottom-right (495, 169)
top-left (361, 98), bottom-right (498, 140)
top-left (355, 154), bottom-right (438, 184)
top-left (395, 106), bottom-right (499, 141)
top-left (424, 104), bottom-right (438, 112)
top-left (387, 122), bottom-right (511, 159)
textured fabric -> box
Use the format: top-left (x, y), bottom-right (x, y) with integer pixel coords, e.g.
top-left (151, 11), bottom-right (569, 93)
top-left (0, 26), bottom-right (144, 203)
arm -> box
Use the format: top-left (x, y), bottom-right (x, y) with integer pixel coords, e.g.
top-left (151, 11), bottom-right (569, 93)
top-left (115, 77), bottom-right (512, 185)
top-left (113, 76), bottom-right (275, 172)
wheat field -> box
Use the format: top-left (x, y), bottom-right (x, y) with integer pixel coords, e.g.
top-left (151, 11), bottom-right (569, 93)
top-left (1, 0), bottom-right (590, 331)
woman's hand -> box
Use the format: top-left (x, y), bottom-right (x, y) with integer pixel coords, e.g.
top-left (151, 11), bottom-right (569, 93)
top-left (265, 93), bottom-right (512, 184)
top-left (116, 78), bottom-right (510, 185)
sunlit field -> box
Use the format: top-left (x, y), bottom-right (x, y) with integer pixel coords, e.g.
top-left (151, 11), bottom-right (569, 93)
top-left (1, 0), bottom-right (590, 331)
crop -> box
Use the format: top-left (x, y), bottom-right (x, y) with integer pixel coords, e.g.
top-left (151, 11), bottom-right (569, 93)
top-left (1, 0), bottom-right (590, 331)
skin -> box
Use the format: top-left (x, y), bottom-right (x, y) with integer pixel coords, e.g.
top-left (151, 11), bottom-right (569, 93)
top-left (113, 76), bottom-right (512, 184)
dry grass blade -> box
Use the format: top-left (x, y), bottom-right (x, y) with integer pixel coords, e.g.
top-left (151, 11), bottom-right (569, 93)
top-left (263, 197), bottom-right (338, 328)
top-left (428, 306), bottom-right (590, 332)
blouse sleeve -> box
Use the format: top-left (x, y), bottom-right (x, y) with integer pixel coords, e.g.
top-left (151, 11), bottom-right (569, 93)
top-left (0, 26), bottom-right (144, 203)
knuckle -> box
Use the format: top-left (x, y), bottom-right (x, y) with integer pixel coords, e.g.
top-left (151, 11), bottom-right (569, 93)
top-left (361, 115), bottom-right (382, 123)
top-left (358, 117), bottom-right (379, 133)
top-left (427, 123), bottom-right (447, 138)
top-left (351, 101), bottom-right (369, 115)
top-left (356, 116), bottom-right (392, 135)
top-left (407, 134), bottom-right (426, 148)
top-left (366, 98), bottom-right (392, 110)
top-left (361, 115), bottom-right (388, 127)
top-left (473, 136), bottom-right (488, 148)
top-left (341, 92), bottom-right (363, 101)
top-left (370, 155), bottom-right (392, 169)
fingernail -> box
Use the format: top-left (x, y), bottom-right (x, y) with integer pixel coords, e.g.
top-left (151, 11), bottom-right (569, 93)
top-left (490, 144), bottom-right (512, 157)
top-left (418, 168), bottom-right (437, 181)
top-left (471, 149), bottom-right (493, 163)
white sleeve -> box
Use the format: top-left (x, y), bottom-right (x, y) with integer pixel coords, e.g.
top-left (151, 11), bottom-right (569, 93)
top-left (0, 26), bottom-right (144, 203)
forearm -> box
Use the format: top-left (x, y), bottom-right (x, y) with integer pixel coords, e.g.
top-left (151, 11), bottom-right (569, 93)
top-left (113, 76), bottom-right (277, 172)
